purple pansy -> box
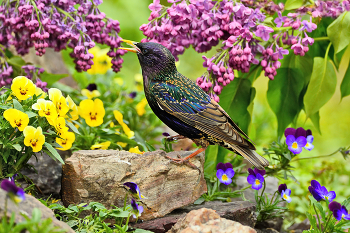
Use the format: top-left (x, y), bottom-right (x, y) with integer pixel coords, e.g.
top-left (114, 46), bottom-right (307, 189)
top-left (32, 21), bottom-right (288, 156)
top-left (278, 184), bottom-right (288, 194)
top-left (1, 179), bottom-right (25, 203)
top-left (284, 127), bottom-right (310, 154)
top-left (216, 162), bottom-right (235, 185)
top-left (329, 201), bottom-right (350, 220)
top-left (308, 180), bottom-right (336, 202)
top-left (131, 199), bottom-right (144, 218)
top-left (281, 189), bottom-right (292, 203)
top-left (247, 168), bottom-right (265, 190)
top-left (123, 182), bottom-right (146, 199)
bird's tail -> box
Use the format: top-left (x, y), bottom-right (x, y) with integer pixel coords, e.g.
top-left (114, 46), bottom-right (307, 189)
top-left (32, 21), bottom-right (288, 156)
top-left (230, 144), bottom-right (269, 169)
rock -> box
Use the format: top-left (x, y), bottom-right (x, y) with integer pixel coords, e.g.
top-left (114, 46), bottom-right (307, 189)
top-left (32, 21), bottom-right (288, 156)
top-left (166, 208), bottom-right (257, 233)
top-left (20, 151), bottom-right (69, 198)
top-left (130, 201), bottom-right (256, 233)
top-left (255, 228), bottom-right (280, 233)
top-left (61, 150), bottom-right (206, 221)
top-left (0, 189), bottom-right (74, 233)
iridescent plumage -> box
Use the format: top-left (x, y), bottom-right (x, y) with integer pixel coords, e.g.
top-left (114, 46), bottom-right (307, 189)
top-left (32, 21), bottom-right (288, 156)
top-left (120, 41), bottom-right (269, 169)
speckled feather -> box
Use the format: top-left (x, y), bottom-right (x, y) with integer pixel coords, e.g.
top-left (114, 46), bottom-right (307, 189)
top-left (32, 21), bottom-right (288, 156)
top-left (135, 42), bottom-right (269, 168)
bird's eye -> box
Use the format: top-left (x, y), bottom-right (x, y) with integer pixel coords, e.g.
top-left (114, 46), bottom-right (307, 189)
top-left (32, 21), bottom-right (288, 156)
top-left (143, 48), bottom-right (149, 54)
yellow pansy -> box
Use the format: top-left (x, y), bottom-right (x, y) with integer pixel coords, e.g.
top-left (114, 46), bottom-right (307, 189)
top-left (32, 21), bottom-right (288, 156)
top-left (11, 76), bottom-right (36, 100)
top-left (129, 146), bottom-right (144, 154)
top-left (87, 47), bottom-right (112, 75)
top-left (66, 95), bottom-right (79, 121)
top-left (136, 98), bottom-right (148, 116)
top-left (23, 126), bottom-right (45, 152)
top-left (117, 142), bottom-right (127, 148)
top-left (56, 131), bottom-right (75, 151)
top-left (81, 89), bottom-right (101, 99)
top-left (32, 99), bottom-right (58, 125)
top-left (53, 117), bottom-right (69, 133)
top-left (35, 87), bottom-right (46, 99)
top-left (3, 109), bottom-right (29, 131)
top-left (79, 98), bottom-right (105, 127)
top-left (113, 110), bottom-right (134, 138)
top-left (48, 88), bottom-right (69, 117)
top-left (91, 141), bottom-right (111, 150)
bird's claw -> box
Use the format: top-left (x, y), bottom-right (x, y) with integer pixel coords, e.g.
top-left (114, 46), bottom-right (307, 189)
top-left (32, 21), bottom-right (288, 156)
top-left (165, 155), bottom-right (199, 171)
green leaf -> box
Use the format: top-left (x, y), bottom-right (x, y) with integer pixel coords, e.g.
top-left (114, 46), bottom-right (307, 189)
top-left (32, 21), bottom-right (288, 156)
top-left (267, 68), bottom-right (304, 137)
top-left (304, 57), bottom-right (337, 118)
top-left (340, 55), bottom-right (350, 99)
top-left (219, 78), bottom-right (254, 134)
top-left (66, 120), bottom-right (81, 135)
top-left (134, 229), bottom-right (154, 233)
top-left (194, 197), bottom-right (205, 205)
top-left (66, 220), bottom-right (79, 228)
top-left (309, 111), bottom-right (321, 134)
top-left (204, 145), bottom-right (219, 176)
top-left (285, 0), bottom-right (303, 10)
top-left (40, 72), bottom-right (68, 87)
top-left (327, 11), bottom-right (350, 53)
top-left (12, 144), bottom-right (22, 151)
top-left (25, 111), bottom-right (38, 118)
top-left (13, 99), bottom-right (24, 112)
top-left (7, 56), bottom-right (26, 67)
top-left (109, 210), bottom-right (130, 218)
top-left (44, 142), bottom-right (64, 164)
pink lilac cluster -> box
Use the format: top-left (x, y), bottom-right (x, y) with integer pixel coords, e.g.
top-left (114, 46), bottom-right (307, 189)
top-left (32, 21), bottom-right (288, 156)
top-left (141, 0), bottom-right (325, 101)
top-left (298, 0), bottom-right (350, 18)
top-left (0, 51), bottom-right (13, 86)
top-left (0, 0), bottom-right (124, 86)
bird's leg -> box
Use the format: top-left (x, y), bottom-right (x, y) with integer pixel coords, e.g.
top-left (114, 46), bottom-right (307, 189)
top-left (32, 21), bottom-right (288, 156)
top-left (166, 134), bottom-right (186, 141)
top-left (166, 147), bottom-right (206, 168)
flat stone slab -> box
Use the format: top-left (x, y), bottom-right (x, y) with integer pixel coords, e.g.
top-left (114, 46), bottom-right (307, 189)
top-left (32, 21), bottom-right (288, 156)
top-left (62, 150), bottom-right (207, 221)
top-left (130, 201), bottom-right (256, 233)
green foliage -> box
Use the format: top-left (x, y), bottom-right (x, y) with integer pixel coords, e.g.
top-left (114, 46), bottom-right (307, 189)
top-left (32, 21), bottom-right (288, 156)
top-left (340, 46), bottom-right (350, 99)
top-left (327, 11), bottom-right (350, 54)
top-left (0, 208), bottom-right (65, 233)
top-left (284, 0), bottom-right (303, 10)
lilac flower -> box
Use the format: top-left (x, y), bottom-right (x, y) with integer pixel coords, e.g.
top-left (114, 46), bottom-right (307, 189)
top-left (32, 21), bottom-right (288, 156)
top-left (308, 180), bottom-right (336, 202)
top-left (274, 12), bottom-right (287, 27)
top-left (216, 162), bottom-right (235, 185)
top-left (149, 0), bottom-right (162, 12)
top-left (329, 201), bottom-right (350, 220)
top-left (281, 189), bottom-right (292, 203)
top-left (247, 168), bottom-right (265, 190)
top-left (1, 179), bottom-right (25, 203)
top-left (123, 182), bottom-right (146, 199)
top-left (131, 199), bottom-right (144, 218)
top-left (255, 25), bottom-right (274, 41)
top-left (300, 19), bottom-right (317, 33)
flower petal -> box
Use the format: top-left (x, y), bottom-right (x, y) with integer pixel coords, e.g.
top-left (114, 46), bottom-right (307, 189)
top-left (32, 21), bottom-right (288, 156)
top-left (284, 128), bottom-right (296, 137)
top-left (216, 169), bottom-right (224, 180)
top-left (225, 168), bottom-right (235, 178)
top-left (288, 145), bottom-right (302, 154)
top-left (306, 135), bottom-right (314, 143)
top-left (285, 189), bottom-right (291, 196)
top-left (247, 174), bottom-right (256, 185)
top-left (248, 168), bottom-right (255, 176)
top-left (311, 180), bottom-right (321, 190)
top-left (254, 168), bottom-right (266, 176)
top-left (329, 201), bottom-right (341, 212)
top-left (296, 136), bottom-right (307, 147)
top-left (295, 127), bottom-right (306, 138)
top-left (333, 209), bottom-right (343, 221)
top-left (216, 162), bottom-right (225, 171)
top-left (285, 135), bottom-right (296, 146)
top-left (224, 162), bottom-right (233, 170)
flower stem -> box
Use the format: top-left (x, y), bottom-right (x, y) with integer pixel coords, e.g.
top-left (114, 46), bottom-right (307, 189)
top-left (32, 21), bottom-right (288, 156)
top-left (123, 193), bottom-right (127, 211)
top-left (313, 37), bottom-right (329, 42)
top-left (322, 214), bottom-right (332, 233)
top-left (313, 203), bottom-right (322, 231)
top-left (293, 148), bottom-right (340, 161)
top-left (270, 26), bottom-right (292, 31)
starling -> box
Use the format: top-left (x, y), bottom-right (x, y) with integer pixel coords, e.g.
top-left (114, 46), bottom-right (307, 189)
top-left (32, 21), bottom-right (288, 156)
top-left (119, 40), bottom-right (269, 169)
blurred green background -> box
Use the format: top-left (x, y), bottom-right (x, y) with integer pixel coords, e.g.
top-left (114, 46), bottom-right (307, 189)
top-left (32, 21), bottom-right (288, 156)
top-left (96, 0), bottom-right (350, 224)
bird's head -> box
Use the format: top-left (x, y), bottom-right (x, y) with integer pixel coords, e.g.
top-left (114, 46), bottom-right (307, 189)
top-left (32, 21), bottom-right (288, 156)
top-left (119, 39), bottom-right (177, 78)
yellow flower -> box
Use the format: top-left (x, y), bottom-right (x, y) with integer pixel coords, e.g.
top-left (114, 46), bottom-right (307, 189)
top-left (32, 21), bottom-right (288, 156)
top-left (48, 88), bottom-right (69, 117)
top-left (53, 117), bottom-right (69, 133)
top-left (113, 110), bottom-right (134, 138)
top-left (11, 76), bottom-right (36, 100)
top-left (129, 146), bottom-right (144, 154)
top-left (87, 47), bottom-right (112, 75)
top-left (32, 99), bottom-right (58, 125)
top-left (35, 87), bottom-right (46, 99)
top-left (81, 89), bottom-right (101, 99)
top-left (91, 141), bottom-right (111, 150)
top-left (79, 98), bottom-right (105, 127)
top-left (117, 142), bottom-right (127, 148)
top-left (136, 98), bottom-right (148, 116)
top-left (56, 130), bottom-right (75, 151)
top-left (66, 95), bottom-right (79, 121)
top-left (3, 109), bottom-right (29, 131)
top-left (23, 126), bottom-right (45, 152)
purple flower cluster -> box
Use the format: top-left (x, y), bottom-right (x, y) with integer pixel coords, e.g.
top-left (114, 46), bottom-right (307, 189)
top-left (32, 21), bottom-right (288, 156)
top-left (285, 127), bottom-right (314, 154)
top-left (0, 51), bottom-right (13, 86)
top-left (22, 65), bottom-right (48, 91)
top-left (0, 0), bottom-right (125, 79)
top-left (329, 201), bottom-right (350, 221)
top-left (141, 0), bottom-right (320, 101)
top-left (303, 0), bottom-right (350, 18)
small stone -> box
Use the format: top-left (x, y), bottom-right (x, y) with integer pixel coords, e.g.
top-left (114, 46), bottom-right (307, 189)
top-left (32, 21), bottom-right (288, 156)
top-left (61, 150), bottom-right (206, 220)
top-left (0, 189), bottom-right (74, 233)
top-left (167, 208), bottom-right (257, 233)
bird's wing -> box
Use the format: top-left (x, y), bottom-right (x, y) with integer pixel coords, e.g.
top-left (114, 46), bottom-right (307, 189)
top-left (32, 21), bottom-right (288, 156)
top-left (151, 79), bottom-right (255, 150)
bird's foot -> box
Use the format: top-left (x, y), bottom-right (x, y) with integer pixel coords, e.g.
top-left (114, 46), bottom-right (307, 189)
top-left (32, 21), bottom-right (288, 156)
top-left (165, 155), bottom-right (198, 170)
top-left (166, 135), bottom-right (186, 141)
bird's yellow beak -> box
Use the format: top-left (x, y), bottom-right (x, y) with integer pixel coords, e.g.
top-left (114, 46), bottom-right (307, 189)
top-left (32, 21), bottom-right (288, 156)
top-left (119, 39), bottom-right (141, 53)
